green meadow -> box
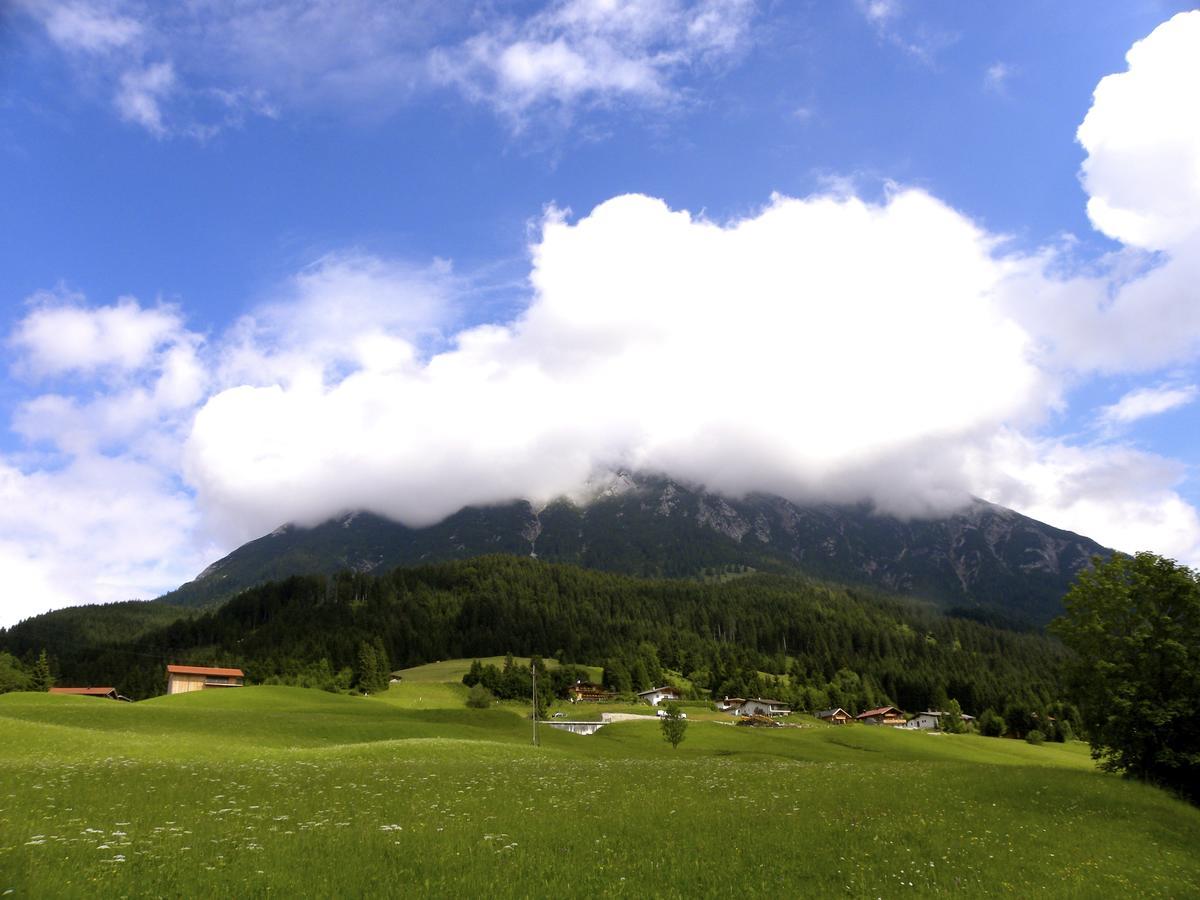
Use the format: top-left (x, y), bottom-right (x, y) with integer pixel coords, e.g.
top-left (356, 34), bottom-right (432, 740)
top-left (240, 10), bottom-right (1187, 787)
top-left (2, 681), bottom-right (1198, 898)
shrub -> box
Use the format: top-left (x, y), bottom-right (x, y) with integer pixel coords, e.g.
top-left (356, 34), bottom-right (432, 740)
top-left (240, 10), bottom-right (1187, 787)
top-left (978, 708), bottom-right (1006, 738)
top-left (1026, 729), bottom-right (1046, 746)
top-left (466, 683), bottom-right (494, 709)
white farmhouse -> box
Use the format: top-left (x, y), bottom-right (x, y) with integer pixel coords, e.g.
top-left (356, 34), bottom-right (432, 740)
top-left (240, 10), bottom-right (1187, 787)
top-left (637, 686), bottom-right (682, 706)
top-left (907, 711), bottom-right (944, 730)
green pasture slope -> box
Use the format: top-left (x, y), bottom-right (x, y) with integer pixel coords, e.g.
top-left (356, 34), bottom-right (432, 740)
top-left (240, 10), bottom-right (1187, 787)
top-left (2, 685), bottom-right (1198, 898)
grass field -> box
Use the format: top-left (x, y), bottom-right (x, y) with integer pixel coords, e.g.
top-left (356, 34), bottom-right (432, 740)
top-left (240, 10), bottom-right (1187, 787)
top-left (396, 657), bottom-right (605, 685)
top-left (3, 678), bottom-right (1199, 898)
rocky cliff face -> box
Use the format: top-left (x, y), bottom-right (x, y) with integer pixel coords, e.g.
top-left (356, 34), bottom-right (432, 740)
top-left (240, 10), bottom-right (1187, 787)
top-left (159, 472), bottom-right (1108, 624)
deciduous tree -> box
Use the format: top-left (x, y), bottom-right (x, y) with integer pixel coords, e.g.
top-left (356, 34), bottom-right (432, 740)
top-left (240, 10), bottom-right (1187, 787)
top-left (660, 701), bottom-right (688, 749)
top-left (1051, 552), bottom-right (1200, 802)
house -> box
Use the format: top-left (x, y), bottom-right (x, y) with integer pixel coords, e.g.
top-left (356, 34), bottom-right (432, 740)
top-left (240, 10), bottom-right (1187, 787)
top-left (568, 681), bottom-right (616, 703)
top-left (716, 697), bottom-right (745, 714)
top-left (727, 698), bottom-right (792, 717)
top-left (816, 707), bottom-right (852, 725)
top-left (166, 665), bottom-right (245, 695)
top-left (49, 686), bottom-right (131, 702)
top-left (906, 711), bottom-right (944, 730)
top-left (855, 706), bottom-right (906, 726)
top-left (906, 710), bottom-right (978, 730)
top-left (637, 686), bottom-right (682, 707)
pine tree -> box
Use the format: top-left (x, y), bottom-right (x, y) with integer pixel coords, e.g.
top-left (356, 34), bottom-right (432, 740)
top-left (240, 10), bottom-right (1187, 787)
top-left (355, 642), bottom-right (379, 694)
top-left (30, 650), bottom-right (54, 692)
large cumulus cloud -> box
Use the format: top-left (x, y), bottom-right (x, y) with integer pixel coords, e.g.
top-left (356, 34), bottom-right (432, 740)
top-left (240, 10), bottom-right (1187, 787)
top-left (184, 188), bottom-right (1052, 541)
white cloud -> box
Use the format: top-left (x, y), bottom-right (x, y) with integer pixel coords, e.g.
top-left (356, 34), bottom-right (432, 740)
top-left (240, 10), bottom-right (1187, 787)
top-left (18, 1), bottom-right (757, 136)
top-left (857, 0), bottom-right (900, 26)
top-left (216, 252), bottom-right (457, 388)
top-left (994, 11), bottom-right (1200, 375)
top-left (184, 189), bottom-right (1055, 542)
top-left (35, 0), bottom-right (143, 53)
top-left (10, 293), bottom-right (188, 379)
top-left (1078, 11), bottom-right (1200, 253)
top-left (0, 456), bottom-right (207, 625)
top-left (114, 61), bottom-right (175, 136)
top-left (431, 0), bottom-right (756, 119)
top-left (1098, 383), bottom-right (1197, 429)
top-left (984, 62), bottom-right (1013, 93)
top-left (971, 432), bottom-right (1200, 566)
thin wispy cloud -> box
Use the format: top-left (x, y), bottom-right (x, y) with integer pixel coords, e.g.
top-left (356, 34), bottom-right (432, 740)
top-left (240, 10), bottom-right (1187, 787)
top-left (430, 0), bottom-right (757, 124)
top-left (15, 0), bottom-right (759, 137)
top-left (984, 62), bottom-right (1015, 94)
top-left (1097, 384), bottom-right (1198, 430)
top-left (854, 0), bottom-right (956, 65)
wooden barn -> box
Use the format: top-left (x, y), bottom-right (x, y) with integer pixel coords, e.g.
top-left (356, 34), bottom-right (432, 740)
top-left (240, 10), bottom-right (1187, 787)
top-left (166, 665), bottom-right (245, 695)
top-left (816, 707), bottom-right (852, 725)
top-left (855, 706), bottom-right (906, 726)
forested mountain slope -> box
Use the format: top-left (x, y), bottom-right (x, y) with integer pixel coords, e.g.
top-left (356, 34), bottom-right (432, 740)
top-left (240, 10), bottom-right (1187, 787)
top-left (6, 555), bottom-right (1069, 712)
top-left (160, 473), bottom-right (1108, 625)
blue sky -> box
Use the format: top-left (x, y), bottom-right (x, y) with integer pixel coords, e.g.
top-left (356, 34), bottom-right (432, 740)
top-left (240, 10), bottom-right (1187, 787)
top-left (2, 0), bottom-right (1199, 625)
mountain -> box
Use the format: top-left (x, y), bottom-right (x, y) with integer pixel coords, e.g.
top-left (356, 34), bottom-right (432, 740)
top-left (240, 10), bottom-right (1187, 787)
top-left (160, 473), bottom-right (1108, 625)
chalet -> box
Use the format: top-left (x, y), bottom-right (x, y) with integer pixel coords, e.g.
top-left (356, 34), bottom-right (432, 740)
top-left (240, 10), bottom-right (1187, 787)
top-left (166, 665), bottom-right (245, 695)
top-left (816, 707), bottom-right (852, 725)
top-left (637, 686), bottom-right (682, 707)
top-left (49, 686), bottom-right (131, 702)
top-left (727, 698), bottom-right (792, 717)
top-left (568, 681), bottom-right (616, 703)
top-left (855, 706), bottom-right (906, 726)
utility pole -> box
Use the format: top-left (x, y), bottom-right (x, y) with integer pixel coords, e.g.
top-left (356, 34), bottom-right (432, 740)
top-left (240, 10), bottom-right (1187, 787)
top-left (532, 662), bottom-right (540, 747)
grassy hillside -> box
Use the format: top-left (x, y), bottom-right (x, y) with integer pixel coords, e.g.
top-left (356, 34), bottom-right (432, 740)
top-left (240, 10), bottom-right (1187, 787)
top-left (2, 685), bottom-right (1197, 897)
top-left (397, 656), bottom-right (604, 685)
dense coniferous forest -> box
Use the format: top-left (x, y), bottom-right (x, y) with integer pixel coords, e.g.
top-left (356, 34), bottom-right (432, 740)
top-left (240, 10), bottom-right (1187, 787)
top-left (1, 556), bottom-right (1071, 715)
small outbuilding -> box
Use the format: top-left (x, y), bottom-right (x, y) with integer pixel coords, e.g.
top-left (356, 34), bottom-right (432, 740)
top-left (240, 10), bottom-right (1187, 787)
top-left (49, 686), bottom-right (131, 702)
top-left (166, 664), bottom-right (245, 695)
top-left (855, 706), bottom-right (906, 726)
top-left (637, 686), bottom-right (682, 707)
top-left (816, 707), bottom-right (852, 725)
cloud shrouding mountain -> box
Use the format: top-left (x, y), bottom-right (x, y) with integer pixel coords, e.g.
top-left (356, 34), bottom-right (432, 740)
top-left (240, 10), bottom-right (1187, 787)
top-left (179, 11), bottom-right (1200, 559)
top-left (3, 11), bottom-right (1200, 626)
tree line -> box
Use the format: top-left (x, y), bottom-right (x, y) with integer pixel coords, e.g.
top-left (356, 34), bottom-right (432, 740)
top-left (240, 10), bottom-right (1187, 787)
top-left (1, 555), bottom-right (1069, 715)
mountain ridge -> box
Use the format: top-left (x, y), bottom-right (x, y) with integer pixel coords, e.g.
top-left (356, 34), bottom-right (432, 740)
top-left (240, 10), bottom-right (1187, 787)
top-left (160, 473), bottom-right (1109, 625)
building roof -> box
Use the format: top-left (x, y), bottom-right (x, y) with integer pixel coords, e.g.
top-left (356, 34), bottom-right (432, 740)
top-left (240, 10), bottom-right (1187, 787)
top-left (816, 708), bottom-right (851, 718)
top-left (50, 686), bottom-right (117, 696)
top-left (166, 665), bottom-right (244, 677)
top-left (636, 685), bottom-right (680, 696)
top-left (856, 706), bottom-right (904, 719)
